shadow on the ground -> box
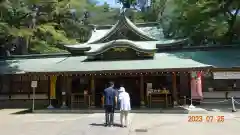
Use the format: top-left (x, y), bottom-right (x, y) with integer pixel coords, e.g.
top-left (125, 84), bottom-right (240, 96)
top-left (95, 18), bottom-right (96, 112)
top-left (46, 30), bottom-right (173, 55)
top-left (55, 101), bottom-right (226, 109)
top-left (90, 123), bottom-right (122, 127)
top-left (11, 109), bottom-right (32, 115)
top-left (134, 121), bottom-right (181, 133)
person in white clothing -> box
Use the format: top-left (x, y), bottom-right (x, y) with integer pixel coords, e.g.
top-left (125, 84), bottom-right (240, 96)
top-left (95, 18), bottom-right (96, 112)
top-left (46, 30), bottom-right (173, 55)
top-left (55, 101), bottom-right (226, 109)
top-left (118, 86), bottom-right (131, 127)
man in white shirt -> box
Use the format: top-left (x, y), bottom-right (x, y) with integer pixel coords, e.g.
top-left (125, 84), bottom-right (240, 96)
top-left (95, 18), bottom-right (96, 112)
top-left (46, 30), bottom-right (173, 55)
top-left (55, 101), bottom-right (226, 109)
top-left (118, 86), bottom-right (131, 128)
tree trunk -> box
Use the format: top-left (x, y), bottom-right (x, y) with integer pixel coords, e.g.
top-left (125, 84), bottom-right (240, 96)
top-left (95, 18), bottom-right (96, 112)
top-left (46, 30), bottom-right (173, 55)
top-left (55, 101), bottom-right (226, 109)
top-left (19, 37), bottom-right (29, 55)
top-left (225, 5), bottom-right (240, 43)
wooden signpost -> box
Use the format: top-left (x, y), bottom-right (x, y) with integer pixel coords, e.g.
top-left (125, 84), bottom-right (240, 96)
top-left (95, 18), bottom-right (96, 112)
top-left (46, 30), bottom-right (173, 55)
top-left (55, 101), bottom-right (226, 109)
top-left (31, 81), bottom-right (38, 111)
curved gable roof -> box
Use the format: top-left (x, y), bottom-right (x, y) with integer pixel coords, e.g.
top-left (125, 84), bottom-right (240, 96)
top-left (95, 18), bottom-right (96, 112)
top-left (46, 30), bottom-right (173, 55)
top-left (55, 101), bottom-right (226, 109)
top-left (87, 15), bottom-right (157, 44)
top-left (85, 39), bottom-right (157, 56)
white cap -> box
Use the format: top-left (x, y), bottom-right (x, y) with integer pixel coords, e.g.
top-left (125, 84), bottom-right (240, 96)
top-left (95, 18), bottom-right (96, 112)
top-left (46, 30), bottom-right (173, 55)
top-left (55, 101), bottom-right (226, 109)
top-left (118, 87), bottom-right (125, 92)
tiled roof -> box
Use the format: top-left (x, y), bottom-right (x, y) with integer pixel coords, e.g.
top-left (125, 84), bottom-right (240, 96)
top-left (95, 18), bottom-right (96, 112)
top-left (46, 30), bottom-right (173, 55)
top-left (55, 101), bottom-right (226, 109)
top-left (0, 51), bottom-right (213, 74)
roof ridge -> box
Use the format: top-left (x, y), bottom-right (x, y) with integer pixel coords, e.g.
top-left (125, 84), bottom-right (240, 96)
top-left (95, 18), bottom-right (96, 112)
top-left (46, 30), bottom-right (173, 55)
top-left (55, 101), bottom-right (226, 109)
top-left (92, 22), bottom-right (158, 30)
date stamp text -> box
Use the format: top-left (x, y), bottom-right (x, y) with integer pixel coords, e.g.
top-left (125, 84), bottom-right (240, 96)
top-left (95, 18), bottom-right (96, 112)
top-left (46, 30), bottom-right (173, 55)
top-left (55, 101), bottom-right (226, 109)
top-left (188, 115), bottom-right (224, 123)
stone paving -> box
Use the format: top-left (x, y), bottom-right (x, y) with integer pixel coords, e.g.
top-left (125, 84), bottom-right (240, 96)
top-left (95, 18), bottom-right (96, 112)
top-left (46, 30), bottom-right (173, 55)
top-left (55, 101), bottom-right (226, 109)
top-left (0, 109), bottom-right (240, 135)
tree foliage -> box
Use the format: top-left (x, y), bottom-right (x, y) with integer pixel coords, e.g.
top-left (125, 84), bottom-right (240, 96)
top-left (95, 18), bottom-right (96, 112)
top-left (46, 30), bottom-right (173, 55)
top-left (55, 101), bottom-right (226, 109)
top-left (2, 0), bottom-right (240, 56)
top-left (138, 0), bottom-right (240, 45)
top-left (0, 0), bottom-right (118, 55)
top-left (167, 0), bottom-right (239, 45)
top-left (118, 0), bottom-right (137, 8)
top-left (137, 0), bottom-right (167, 22)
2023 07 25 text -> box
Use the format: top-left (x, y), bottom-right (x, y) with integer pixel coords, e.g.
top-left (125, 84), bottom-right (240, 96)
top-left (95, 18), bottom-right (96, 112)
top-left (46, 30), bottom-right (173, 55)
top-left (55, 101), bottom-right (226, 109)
top-left (188, 116), bottom-right (224, 123)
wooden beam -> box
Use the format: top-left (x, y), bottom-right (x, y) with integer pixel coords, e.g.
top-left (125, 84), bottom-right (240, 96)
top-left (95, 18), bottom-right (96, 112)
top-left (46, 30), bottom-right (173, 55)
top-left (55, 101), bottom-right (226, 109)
top-left (27, 68), bottom-right (210, 76)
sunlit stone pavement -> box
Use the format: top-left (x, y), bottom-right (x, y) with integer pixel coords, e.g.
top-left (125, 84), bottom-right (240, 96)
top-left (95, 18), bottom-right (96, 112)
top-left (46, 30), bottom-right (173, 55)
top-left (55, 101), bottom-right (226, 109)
top-left (0, 109), bottom-right (240, 135)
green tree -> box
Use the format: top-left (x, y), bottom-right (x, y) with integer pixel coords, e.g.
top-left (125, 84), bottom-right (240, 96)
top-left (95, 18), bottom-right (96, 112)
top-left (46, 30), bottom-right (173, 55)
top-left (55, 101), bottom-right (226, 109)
top-left (137, 0), bottom-right (167, 22)
top-left (161, 0), bottom-right (240, 45)
top-left (0, 0), bottom-right (120, 55)
top-left (118, 0), bottom-right (136, 8)
top-left (135, 0), bottom-right (240, 45)
top-left (0, 0), bottom-right (79, 54)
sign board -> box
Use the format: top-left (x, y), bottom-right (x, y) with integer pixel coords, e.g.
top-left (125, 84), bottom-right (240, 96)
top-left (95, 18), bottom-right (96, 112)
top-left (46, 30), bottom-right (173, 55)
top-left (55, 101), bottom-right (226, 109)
top-left (31, 81), bottom-right (38, 88)
top-left (213, 72), bottom-right (240, 79)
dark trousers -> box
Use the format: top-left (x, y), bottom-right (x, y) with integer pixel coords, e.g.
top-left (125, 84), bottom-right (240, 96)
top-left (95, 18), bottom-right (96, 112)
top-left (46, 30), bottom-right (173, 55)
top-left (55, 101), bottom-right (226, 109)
top-left (104, 105), bottom-right (114, 126)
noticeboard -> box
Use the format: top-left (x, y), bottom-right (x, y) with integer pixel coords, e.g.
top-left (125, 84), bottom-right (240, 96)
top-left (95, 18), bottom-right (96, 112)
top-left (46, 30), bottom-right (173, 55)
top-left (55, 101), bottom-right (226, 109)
top-left (213, 72), bottom-right (240, 79)
top-left (31, 81), bottom-right (38, 88)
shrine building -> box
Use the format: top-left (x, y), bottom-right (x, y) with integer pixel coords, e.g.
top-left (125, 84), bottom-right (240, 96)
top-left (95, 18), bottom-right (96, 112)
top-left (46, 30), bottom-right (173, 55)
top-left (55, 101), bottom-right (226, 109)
top-left (1, 11), bottom-right (240, 109)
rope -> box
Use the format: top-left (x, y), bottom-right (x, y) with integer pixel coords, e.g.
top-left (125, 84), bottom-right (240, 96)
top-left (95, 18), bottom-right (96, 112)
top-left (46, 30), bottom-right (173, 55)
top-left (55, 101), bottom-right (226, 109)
top-left (233, 99), bottom-right (240, 105)
top-left (184, 97), bottom-right (238, 112)
top-left (185, 97), bottom-right (231, 104)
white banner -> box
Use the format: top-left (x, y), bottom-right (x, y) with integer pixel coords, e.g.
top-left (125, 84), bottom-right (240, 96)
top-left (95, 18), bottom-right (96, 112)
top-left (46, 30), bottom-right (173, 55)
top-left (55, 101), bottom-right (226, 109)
top-left (213, 72), bottom-right (240, 79)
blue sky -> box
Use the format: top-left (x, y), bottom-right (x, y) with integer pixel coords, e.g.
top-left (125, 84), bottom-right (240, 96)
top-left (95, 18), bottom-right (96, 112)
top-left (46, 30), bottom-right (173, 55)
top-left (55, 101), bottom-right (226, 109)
top-left (96, 0), bottom-right (121, 8)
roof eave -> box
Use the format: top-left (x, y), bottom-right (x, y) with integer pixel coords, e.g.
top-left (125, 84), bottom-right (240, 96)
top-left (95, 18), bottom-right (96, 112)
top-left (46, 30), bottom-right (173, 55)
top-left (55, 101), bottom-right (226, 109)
top-left (87, 20), bottom-right (121, 44)
top-left (25, 66), bottom-right (213, 74)
top-left (64, 46), bottom-right (91, 55)
top-left (156, 38), bottom-right (189, 46)
top-left (123, 16), bottom-right (158, 41)
top-left (85, 48), bottom-right (157, 56)
top-left (85, 40), bottom-right (157, 56)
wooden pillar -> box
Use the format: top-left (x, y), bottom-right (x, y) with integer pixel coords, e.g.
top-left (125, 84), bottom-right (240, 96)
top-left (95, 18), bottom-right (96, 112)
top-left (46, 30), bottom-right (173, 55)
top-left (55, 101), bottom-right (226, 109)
top-left (60, 76), bottom-right (69, 108)
top-left (66, 76), bottom-right (72, 108)
top-left (179, 72), bottom-right (190, 105)
top-left (140, 75), bottom-right (145, 107)
top-left (90, 76), bottom-right (95, 107)
top-left (47, 75), bottom-right (57, 108)
top-left (49, 75), bottom-right (57, 100)
top-left (172, 72), bottom-right (178, 105)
